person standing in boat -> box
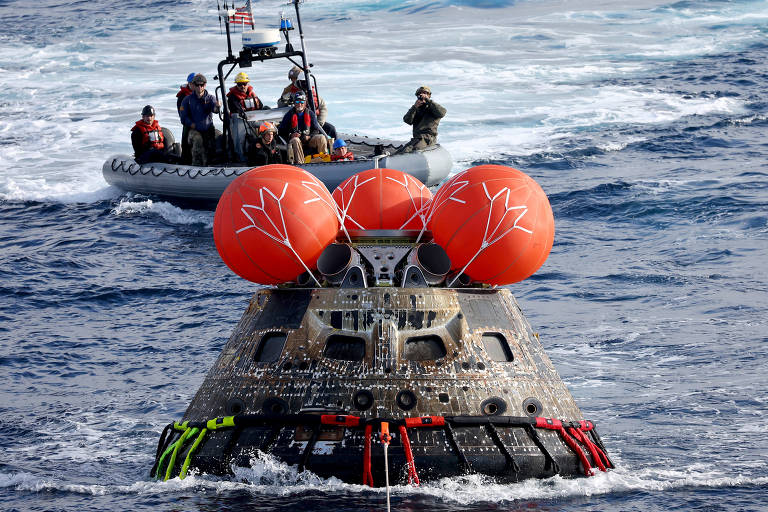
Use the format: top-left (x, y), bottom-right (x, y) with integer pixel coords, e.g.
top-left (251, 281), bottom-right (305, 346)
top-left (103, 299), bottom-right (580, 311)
top-left (398, 85), bottom-right (446, 153)
top-left (226, 71), bottom-right (264, 163)
top-left (278, 66), bottom-right (328, 124)
top-left (330, 139), bottom-right (354, 161)
top-left (248, 122), bottom-right (282, 166)
top-left (176, 72), bottom-right (196, 164)
top-left (180, 74), bottom-right (221, 166)
top-left (278, 91), bottom-right (328, 164)
top-left (278, 66), bottom-right (336, 138)
top-left (131, 105), bottom-right (179, 164)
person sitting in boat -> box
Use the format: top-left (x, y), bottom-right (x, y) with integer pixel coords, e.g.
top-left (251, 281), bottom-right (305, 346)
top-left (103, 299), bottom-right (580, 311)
top-left (247, 122), bottom-right (282, 166)
top-left (330, 138), bottom-right (354, 161)
top-left (398, 85), bottom-right (447, 154)
top-left (176, 72), bottom-right (196, 164)
top-left (179, 74), bottom-right (221, 166)
top-left (278, 91), bottom-right (328, 164)
top-left (226, 71), bottom-right (264, 163)
top-left (278, 66), bottom-right (336, 138)
top-left (130, 105), bottom-right (180, 164)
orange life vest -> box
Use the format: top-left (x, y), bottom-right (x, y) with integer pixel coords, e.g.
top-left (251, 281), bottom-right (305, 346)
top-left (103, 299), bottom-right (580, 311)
top-left (227, 85), bottom-right (261, 111)
top-left (331, 152), bottom-right (354, 161)
top-left (133, 120), bottom-right (164, 150)
top-left (176, 85), bottom-right (193, 99)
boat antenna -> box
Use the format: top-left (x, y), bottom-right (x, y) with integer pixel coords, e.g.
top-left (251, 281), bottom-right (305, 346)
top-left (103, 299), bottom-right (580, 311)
top-left (280, 10), bottom-right (294, 52)
top-left (217, 0), bottom-right (223, 34)
top-left (292, 0), bottom-right (316, 111)
top-left (222, 1), bottom-right (234, 58)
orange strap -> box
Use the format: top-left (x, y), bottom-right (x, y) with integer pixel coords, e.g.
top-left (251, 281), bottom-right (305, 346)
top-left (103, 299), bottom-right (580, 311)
top-left (362, 424), bottom-right (374, 486)
top-left (557, 426), bottom-right (593, 476)
top-left (321, 414), bottom-right (361, 427)
top-left (398, 425), bottom-right (420, 486)
top-left (404, 416), bottom-right (445, 428)
top-left (570, 426), bottom-right (608, 472)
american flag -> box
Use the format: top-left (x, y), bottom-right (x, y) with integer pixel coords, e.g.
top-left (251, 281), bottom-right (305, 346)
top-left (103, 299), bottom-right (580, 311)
top-left (229, 0), bottom-right (254, 26)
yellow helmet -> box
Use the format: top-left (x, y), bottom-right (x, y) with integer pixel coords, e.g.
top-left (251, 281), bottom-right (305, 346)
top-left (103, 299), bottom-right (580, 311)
top-left (235, 72), bottom-right (250, 83)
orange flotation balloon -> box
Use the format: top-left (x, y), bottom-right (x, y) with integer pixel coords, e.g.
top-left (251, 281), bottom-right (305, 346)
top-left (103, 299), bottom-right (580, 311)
top-left (428, 165), bottom-right (555, 285)
top-left (214, 164), bottom-right (340, 284)
top-left (332, 168), bottom-right (432, 231)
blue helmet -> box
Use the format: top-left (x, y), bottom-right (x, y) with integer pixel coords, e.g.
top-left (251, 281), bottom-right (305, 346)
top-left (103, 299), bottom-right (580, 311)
top-left (333, 139), bottom-right (347, 150)
top-left (186, 72), bottom-right (197, 83)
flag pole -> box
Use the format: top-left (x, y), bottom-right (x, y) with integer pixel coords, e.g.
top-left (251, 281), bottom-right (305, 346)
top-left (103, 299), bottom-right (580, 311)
top-left (224, 1), bottom-right (234, 58)
top-left (217, 0), bottom-right (223, 34)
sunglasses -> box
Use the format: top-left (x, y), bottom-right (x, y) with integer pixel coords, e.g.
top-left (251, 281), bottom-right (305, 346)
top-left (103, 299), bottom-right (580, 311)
top-left (295, 100), bottom-right (305, 104)
top-left (195, 83), bottom-right (206, 87)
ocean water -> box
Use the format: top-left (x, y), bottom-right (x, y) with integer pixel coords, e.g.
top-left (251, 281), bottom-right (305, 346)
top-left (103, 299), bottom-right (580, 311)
top-left (1, 0), bottom-right (767, 510)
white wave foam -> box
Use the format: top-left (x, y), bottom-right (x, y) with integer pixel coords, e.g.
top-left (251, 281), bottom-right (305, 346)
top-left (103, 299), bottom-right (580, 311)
top-left (4, 458), bottom-right (768, 504)
top-left (111, 198), bottom-right (214, 227)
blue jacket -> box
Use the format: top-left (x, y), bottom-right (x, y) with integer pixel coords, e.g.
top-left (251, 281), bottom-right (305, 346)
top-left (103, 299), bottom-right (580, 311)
top-left (180, 91), bottom-right (219, 132)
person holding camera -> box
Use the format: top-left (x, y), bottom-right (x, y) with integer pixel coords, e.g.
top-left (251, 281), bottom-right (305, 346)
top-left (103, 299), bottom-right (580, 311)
top-left (399, 85), bottom-right (446, 154)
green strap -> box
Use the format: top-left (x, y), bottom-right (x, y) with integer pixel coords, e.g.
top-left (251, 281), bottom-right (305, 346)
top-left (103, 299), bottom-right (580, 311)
top-left (154, 417), bottom-right (234, 479)
top-left (155, 434), bottom-right (184, 479)
top-left (179, 428), bottom-right (209, 479)
top-left (164, 427), bottom-right (199, 481)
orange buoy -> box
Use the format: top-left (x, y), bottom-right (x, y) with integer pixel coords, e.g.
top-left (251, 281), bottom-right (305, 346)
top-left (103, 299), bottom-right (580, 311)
top-left (332, 168), bottom-right (432, 231)
top-left (213, 164), bottom-right (340, 284)
top-left (428, 164), bottom-right (555, 285)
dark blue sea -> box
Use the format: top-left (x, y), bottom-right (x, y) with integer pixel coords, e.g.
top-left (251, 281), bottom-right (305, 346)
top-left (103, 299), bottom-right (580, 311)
top-left (1, 0), bottom-right (767, 510)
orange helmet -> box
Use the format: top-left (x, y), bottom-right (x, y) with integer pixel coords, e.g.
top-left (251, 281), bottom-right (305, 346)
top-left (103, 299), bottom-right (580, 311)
top-left (259, 121), bottom-right (277, 134)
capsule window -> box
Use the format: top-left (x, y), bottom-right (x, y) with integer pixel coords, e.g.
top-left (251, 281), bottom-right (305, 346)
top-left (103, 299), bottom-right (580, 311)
top-left (481, 332), bottom-right (514, 362)
top-left (324, 334), bottom-right (366, 361)
top-left (403, 335), bottom-right (447, 361)
top-left (255, 332), bottom-right (287, 362)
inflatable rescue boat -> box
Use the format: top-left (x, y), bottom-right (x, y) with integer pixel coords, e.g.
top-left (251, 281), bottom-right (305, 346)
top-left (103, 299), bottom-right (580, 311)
top-left (102, 0), bottom-right (452, 202)
top-left (150, 163), bottom-right (613, 485)
top-left (102, 128), bottom-right (452, 201)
